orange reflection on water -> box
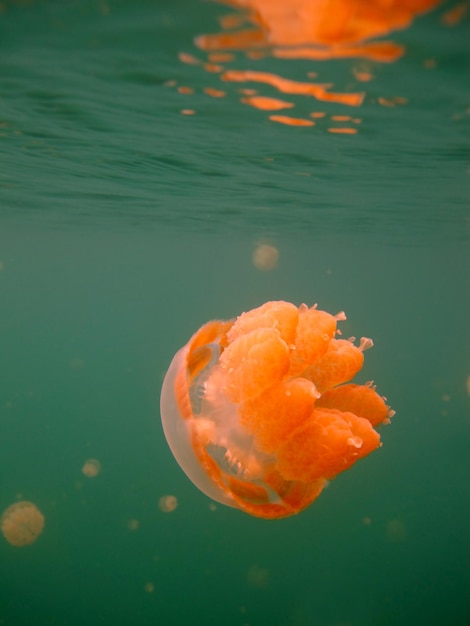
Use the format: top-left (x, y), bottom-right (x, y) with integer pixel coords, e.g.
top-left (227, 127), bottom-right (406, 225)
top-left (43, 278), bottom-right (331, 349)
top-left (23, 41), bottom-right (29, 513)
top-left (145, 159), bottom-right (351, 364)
top-left (378, 96), bottom-right (408, 107)
top-left (441, 1), bottom-right (469, 25)
top-left (328, 127), bottom-right (358, 134)
top-left (174, 0), bottom-right (454, 130)
top-left (241, 95), bottom-right (293, 110)
top-left (204, 87), bottom-right (227, 97)
top-left (196, 0), bottom-right (441, 53)
top-left (269, 114), bottom-right (315, 126)
top-left (221, 69), bottom-right (365, 106)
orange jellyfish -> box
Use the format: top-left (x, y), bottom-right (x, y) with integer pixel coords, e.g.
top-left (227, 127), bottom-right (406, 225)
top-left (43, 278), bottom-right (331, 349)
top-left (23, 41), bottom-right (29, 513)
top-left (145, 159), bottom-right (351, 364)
top-left (1, 501), bottom-right (45, 546)
top-left (160, 301), bottom-right (393, 519)
top-left (82, 458), bottom-right (101, 478)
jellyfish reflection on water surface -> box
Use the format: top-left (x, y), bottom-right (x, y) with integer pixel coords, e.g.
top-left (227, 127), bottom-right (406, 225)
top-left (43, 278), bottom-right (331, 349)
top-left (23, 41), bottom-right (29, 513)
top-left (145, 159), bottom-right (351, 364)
top-left (160, 301), bottom-right (393, 519)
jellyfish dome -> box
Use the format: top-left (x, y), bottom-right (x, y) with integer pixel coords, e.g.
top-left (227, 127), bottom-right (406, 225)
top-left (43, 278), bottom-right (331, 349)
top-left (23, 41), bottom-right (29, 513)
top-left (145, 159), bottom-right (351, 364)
top-left (160, 300), bottom-right (393, 519)
top-left (1, 501), bottom-right (45, 547)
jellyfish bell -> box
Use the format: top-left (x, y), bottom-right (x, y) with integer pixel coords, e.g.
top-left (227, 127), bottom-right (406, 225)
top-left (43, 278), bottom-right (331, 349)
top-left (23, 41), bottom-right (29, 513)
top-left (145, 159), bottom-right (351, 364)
top-left (252, 243), bottom-right (279, 270)
top-left (160, 300), bottom-right (393, 519)
top-left (160, 341), bottom-right (236, 509)
top-left (1, 501), bottom-right (45, 547)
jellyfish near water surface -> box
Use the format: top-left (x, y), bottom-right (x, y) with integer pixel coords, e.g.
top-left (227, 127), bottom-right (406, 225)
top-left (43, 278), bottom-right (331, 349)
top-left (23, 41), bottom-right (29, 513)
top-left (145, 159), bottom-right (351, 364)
top-left (160, 301), bottom-right (393, 519)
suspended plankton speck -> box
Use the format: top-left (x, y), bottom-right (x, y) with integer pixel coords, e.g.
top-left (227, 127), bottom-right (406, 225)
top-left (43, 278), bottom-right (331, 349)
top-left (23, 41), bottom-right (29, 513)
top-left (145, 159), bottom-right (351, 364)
top-left (158, 495), bottom-right (178, 513)
top-left (127, 518), bottom-right (140, 531)
top-left (246, 564), bottom-right (269, 588)
top-left (386, 518), bottom-right (407, 543)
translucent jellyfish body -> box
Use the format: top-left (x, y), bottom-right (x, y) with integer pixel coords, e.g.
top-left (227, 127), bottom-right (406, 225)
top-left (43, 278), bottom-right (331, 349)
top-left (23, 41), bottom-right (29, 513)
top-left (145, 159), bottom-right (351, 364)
top-left (160, 301), bottom-right (393, 519)
top-left (1, 501), bottom-right (45, 547)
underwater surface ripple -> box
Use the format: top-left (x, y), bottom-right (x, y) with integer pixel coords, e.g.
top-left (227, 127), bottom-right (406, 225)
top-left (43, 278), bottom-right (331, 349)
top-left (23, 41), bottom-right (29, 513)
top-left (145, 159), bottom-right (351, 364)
top-left (0, 0), bottom-right (468, 241)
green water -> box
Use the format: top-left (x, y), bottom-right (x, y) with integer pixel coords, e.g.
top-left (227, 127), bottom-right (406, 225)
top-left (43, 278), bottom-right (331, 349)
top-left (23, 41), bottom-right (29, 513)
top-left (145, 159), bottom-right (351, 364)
top-left (0, 1), bottom-right (469, 625)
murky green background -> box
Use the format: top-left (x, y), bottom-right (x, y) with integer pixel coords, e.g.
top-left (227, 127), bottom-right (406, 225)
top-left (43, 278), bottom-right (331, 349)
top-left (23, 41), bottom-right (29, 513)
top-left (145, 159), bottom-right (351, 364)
top-left (0, 1), bottom-right (469, 625)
